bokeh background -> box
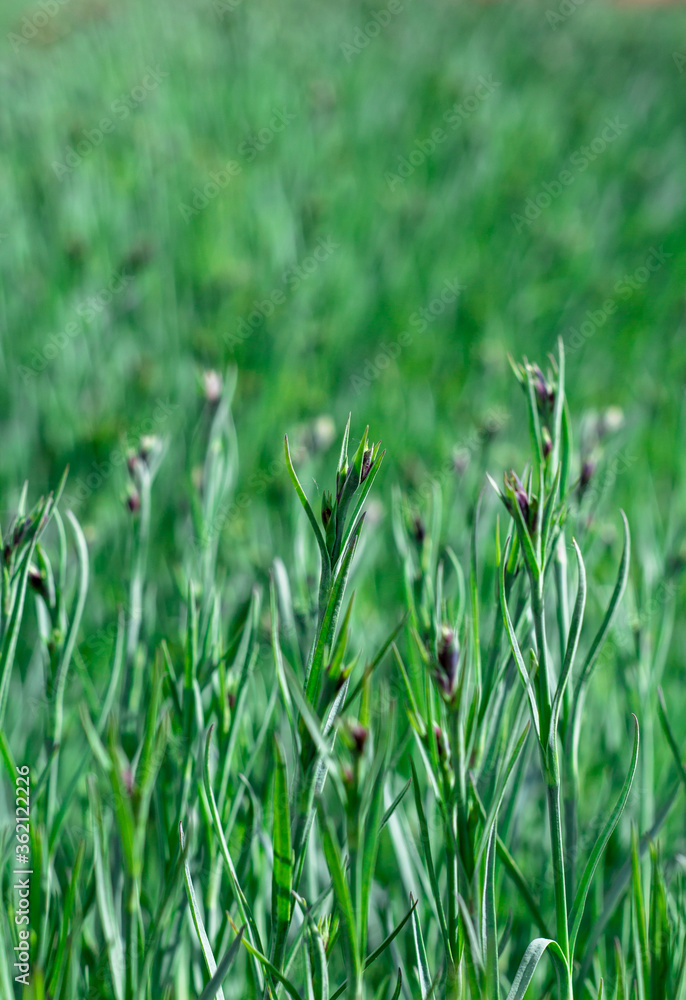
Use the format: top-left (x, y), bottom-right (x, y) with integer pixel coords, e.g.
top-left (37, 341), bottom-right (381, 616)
top-left (2, 0), bottom-right (686, 668)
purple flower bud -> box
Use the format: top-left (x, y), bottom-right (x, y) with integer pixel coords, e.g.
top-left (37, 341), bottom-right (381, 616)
top-left (542, 427), bottom-right (552, 460)
top-left (532, 364), bottom-right (555, 419)
top-left (126, 490), bottom-right (140, 514)
top-left (349, 721), bottom-right (369, 756)
top-left (435, 625), bottom-right (459, 700)
top-left (360, 447), bottom-right (373, 483)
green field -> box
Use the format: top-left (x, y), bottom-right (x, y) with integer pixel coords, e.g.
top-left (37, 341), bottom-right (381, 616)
top-left (2, 0), bottom-right (686, 997)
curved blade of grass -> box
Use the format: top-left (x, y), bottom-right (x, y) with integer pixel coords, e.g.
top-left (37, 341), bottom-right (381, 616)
top-left (317, 803), bottom-right (360, 981)
top-left (577, 781), bottom-right (681, 987)
top-left (474, 722), bottom-right (530, 873)
top-left (47, 839), bottom-right (85, 996)
top-left (180, 822), bottom-right (225, 1000)
top-left (570, 512), bottom-right (630, 727)
top-left (202, 726), bottom-right (266, 983)
top-left (305, 521), bottom-right (362, 708)
top-left (0, 537), bottom-right (39, 727)
top-left (410, 758), bottom-right (452, 962)
top-left (656, 686), bottom-right (686, 791)
top-left (483, 816), bottom-right (500, 1000)
top-left (89, 776), bottom-right (125, 1000)
top-left (631, 825), bottom-right (650, 1000)
top-left (342, 613), bottom-right (407, 715)
top-left (380, 778), bottom-right (411, 833)
top-left (505, 938), bottom-right (568, 1000)
top-left (270, 736), bottom-right (293, 974)
top-left (285, 433), bottom-right (330, 576)
top-left (469, 774), bottom-right (549, 937)
top-left (305, 923), bottom-right (328, 1000)
top-left (389, 969), bottom-right (403, 1000)
top-left (198, 926), bottom-right (245, 1000)
top-left (329, 896), bottom-right (419, 1000)
top-left (411, 895), bottom-right (433, 999)
top-left (229, 919), bottom-right (302, 1000)
top-left (499, 540), bottom-right (540, 738)
top-left (457, 894), bottom-right (484, 997)
top-left (359, 744), bottom-right (389, 957)
top-left (550, 539), bottom-right (586, 746)
top-left (569, 715), bottom-right (639, 959)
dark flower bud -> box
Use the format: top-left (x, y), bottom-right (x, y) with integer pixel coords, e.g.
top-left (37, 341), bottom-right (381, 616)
top-left (413, 516), bottom-right (426, 545)
top-left (532, 364), bottom-right (555, 420)
top-left (28, 565), bottom-right (46, 597)
top-left (542, 427), bottom-right (553, 460)
top-left (503, 470), bottom-right (538, 533)
top-left (321, 490), bottom-right (333, 529)
top-left (12, 517), bottom-right (29, 548)
top-left (360, 447), bottom-right (373, 483)
top-left (435, 625), bottom-right (459, 700)
top-left (578, 458), bottom-right (596, 498)
top-left (126, 489), bottom-right (140, 514)
top-left (349, 721), bottom-right (369, 756)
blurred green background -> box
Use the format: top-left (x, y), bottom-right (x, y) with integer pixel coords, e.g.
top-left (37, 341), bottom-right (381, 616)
top-left (2, 0), bottom-right (686, 634)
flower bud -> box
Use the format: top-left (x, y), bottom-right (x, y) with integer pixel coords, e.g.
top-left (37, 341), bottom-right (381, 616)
top-left (435, 625), bottom-right (459, 700)
top-left (126, 489), bottom-right (140, 514)
top-left (321, 490), bottom-right (333, 529)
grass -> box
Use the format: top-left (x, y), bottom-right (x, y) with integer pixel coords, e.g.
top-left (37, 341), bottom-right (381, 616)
top-left (2, 340), bottom-right (686, 998)
top-left (2, 0), bottom-right (686, 996)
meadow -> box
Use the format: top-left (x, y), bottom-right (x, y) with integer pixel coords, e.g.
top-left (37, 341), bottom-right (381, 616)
top-left (1, 0), bottom-right (686, 996)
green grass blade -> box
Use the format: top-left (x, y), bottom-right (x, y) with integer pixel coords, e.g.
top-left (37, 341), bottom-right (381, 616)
top-left (88, 775), bottom-right (125, 1000)
top-left (270, 736), bottom-right (293, 973)
top-left (631, 825), bottom-right (650, 1000)
top-left (198, 927), bottom-right (245, 1000)
top-left (550, 538), bottom-right (586, 744)
top-left (483, 816), bottom-right (500, 1000)
top-left (410, 895), bottom-right (433, 999)
top-left (499, 536), bottom-right (540, 738)
top-left (180, 822), bottom-right (226, 1000)
top-left (505, 938), bottom-right (568, 1000)
top-left (389, 969), bottom-right (403, 1000)
top-left (410, 758), bottom-right (452, 962)
top-left (284, 433), bottom-right (330, 575)
top-left (657, 686), bottom-right (686, 792)
top-left (317, 803), bottom-right (360, 981)
top-left (569, 715), bottom-right (639, 959)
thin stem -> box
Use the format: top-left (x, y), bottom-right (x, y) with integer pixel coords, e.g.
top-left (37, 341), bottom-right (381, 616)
top-left (547, 781), bottom-right (570, 965)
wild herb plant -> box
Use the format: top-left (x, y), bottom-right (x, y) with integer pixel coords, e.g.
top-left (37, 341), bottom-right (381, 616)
top-left (1, 346), bottom-right (685, 999)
